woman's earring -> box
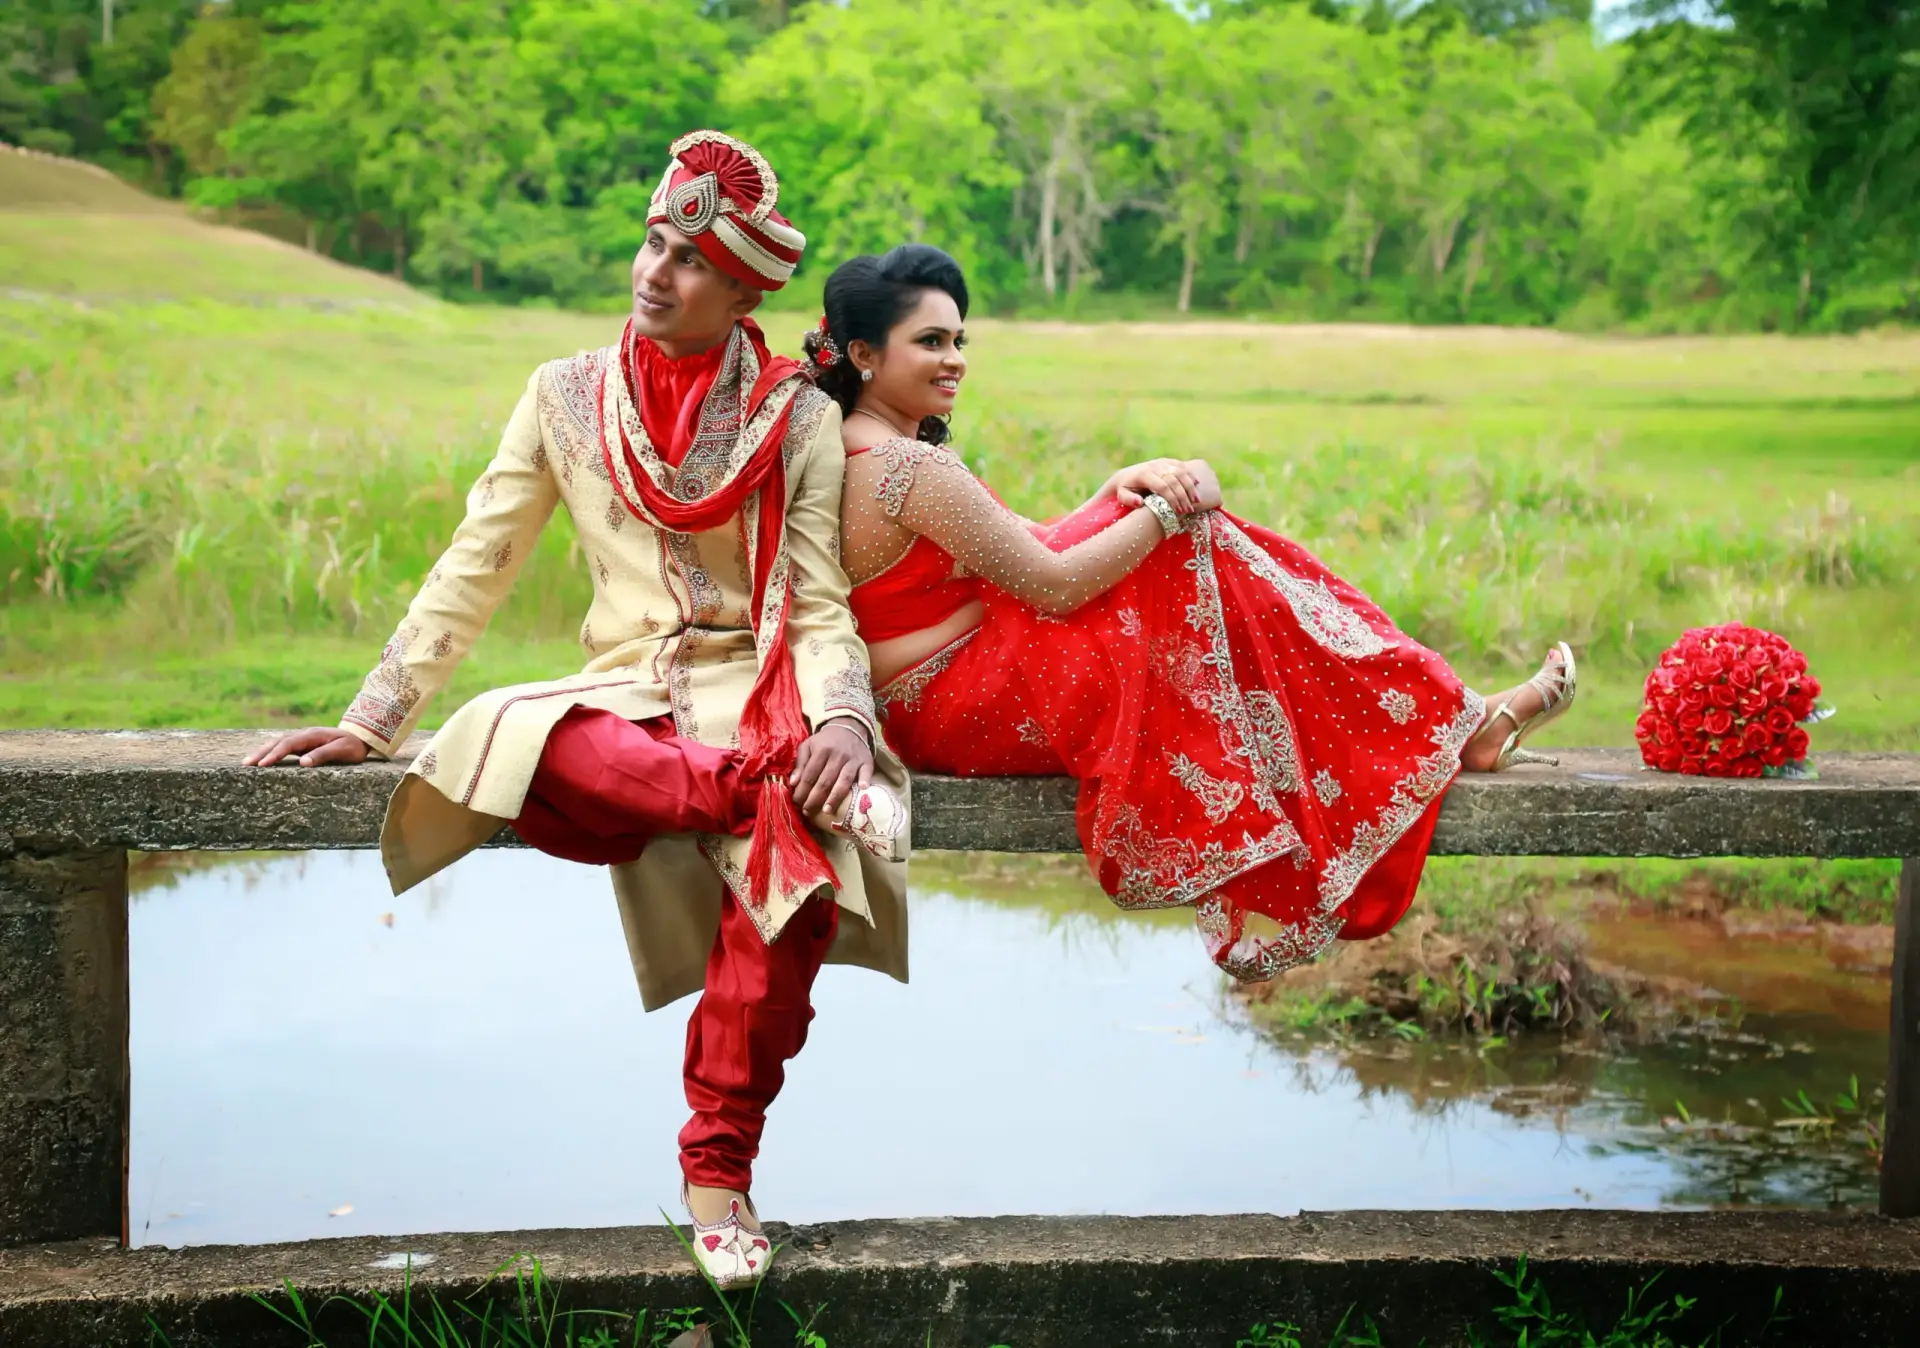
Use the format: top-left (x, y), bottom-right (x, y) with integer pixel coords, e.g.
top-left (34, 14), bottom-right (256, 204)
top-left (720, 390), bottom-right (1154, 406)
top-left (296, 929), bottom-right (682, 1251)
top-left (860, 368), bottom-right (874, 383)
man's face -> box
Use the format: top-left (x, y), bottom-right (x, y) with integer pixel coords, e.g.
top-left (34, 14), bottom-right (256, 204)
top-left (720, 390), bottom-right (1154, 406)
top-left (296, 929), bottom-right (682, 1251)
top-left (631, 222), bottom-right (762, 353)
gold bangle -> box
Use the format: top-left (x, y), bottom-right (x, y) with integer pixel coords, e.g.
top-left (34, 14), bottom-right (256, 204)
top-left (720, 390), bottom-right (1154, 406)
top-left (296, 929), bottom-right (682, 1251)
top-left (1142, 493), bottom-right (1185, 538)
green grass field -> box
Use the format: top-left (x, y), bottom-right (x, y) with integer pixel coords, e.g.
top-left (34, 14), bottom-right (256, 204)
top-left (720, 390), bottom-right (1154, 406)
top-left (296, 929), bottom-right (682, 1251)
top-left (4, 153), bottom-right (1917, 754)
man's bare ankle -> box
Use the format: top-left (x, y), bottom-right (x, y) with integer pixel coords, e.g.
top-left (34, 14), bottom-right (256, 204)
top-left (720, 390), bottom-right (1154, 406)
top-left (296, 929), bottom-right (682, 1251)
top-left (685, 1182), bottom-right (760, 1230)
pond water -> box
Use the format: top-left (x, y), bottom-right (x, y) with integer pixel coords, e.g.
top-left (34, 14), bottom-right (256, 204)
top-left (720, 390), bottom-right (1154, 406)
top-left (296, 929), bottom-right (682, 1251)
top-left (128, 851), bottom-right (1887, 1249)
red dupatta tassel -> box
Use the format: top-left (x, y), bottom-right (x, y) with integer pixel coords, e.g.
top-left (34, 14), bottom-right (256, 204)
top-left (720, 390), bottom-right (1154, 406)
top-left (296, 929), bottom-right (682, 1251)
top-left (598, 320), bottom-right (838, 909)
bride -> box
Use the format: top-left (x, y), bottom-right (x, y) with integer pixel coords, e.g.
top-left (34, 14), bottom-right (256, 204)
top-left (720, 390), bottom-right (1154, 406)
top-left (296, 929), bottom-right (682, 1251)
top-left (803, 245), bottom-right (1575, 979)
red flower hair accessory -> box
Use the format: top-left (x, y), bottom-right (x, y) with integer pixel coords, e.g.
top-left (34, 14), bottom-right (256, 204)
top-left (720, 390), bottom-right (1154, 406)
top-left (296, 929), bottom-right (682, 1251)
top-left (807, 314), bottom-right (841, 370)
top-left (1634, 624), bottom-right (1832, 779)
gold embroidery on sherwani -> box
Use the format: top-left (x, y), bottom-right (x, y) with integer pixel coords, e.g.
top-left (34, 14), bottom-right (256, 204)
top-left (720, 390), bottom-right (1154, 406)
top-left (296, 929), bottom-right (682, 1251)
top-left (344, 624), bottom-right (422, 744)
top-left (598, 324), bottom-right (802, 525)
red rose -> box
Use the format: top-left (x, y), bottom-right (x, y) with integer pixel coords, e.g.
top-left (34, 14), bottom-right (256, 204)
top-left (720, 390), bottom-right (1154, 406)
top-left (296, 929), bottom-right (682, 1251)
top-left (1765, 706), bottom-right (1794, 735)
top-left (1681, 688), bottom-right (1709, 711)
top-left (1704, 758), bottom-right (1732, 777)
top-left (1658, 747), bottom-right (1684, 772)
top-left (1765, 743), bottom-right (1788, 768)
top-left (1738, 689), bottom-right (1767, 717)
top-left (1759, 674), bottom-right (1788, 701)
top-left (1711, 683), bottom-right (1740, 709)
top-left (1678, 707), bottom-right (1706, 733)
top-left (1735, 759), bottom-right (1764, 778)
top-left (1680, 755), bottom-right (1707, 775)
top-left (1680, 732), bottom-right (1709, 756)
top-left (1704, 707), bottom-right (1734, 736)
top-left (1804, 675), bottom-right (1822, 699)
top-left (1786, 726), bottom-right (1810, 758)
top-left (1729, 661), bottom-right (1755, 689)
top-left (1692, 652), bottom-right (1726, 680)
top-left (1741, 722), bottom-right (1771, 753)
top-left (1635, 712), bottom-right (1663, 742)
top-left (1788, 690), bottom-right (1814, 721)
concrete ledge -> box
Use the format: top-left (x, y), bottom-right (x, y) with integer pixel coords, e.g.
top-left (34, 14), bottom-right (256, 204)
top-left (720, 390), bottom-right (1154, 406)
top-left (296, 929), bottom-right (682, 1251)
top-left (3, 731), bottom-right (1919, 858)
top-left (4, 1211), bottom-right (1918, 1346)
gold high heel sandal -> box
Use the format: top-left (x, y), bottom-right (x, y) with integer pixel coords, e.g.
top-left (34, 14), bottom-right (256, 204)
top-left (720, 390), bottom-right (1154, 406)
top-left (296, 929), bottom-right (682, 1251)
top-left (1487, 641), bottom-right (1578, 770)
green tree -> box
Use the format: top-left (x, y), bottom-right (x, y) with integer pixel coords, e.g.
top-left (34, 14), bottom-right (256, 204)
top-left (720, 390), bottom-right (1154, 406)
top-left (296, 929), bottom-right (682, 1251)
top-left (153, 9), bottom-right (265, 178)
top-left (0, 0), bottom-right (197, 181)
top-left (723, 0), bottom-right (1018, 294)
top-left (1626, 0), bottom-right (1920, 325)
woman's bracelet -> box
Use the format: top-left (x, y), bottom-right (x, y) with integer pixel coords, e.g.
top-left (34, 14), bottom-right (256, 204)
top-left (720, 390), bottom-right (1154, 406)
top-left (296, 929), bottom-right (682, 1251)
top-left (1142, 493), bottom-right (1187, 538)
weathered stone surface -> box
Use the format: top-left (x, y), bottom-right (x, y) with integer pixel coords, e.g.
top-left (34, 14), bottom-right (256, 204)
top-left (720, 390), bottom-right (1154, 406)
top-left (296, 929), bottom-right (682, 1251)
top-left (3, 1210), bottom-right (1918, 1346)
top-left (0, 846), bottom-right (128, 1247)
top-left (2, 731), bottom-right (1918, 858)
top-left (1887, 858), bottom-right (1920, 1219)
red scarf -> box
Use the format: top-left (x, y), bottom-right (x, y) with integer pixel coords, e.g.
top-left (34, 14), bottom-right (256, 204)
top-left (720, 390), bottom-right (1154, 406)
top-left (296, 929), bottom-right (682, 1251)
top-left (633, 338), bottom-right (727, 467)
top-left (599, 319), bottom-right (838, 907)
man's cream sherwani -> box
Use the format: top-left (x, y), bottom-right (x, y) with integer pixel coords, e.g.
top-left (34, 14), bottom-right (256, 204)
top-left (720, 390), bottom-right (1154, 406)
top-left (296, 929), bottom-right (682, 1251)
top-left (338, 337), bottom-right (907, 1010)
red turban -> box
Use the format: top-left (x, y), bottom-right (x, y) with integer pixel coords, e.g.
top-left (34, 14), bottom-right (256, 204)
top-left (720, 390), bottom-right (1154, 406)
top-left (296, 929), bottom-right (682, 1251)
top-left (646, 131), bottom-right (806, 292)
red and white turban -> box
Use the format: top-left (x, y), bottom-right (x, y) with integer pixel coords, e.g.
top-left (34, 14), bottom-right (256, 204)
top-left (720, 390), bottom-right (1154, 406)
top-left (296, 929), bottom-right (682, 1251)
top-left (646, 130), bottom-right (805, 292)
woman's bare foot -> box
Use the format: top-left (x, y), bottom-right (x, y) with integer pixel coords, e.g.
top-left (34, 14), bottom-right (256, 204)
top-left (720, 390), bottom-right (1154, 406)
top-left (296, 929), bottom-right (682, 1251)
top-left (686, 1182), bottom-right (762, 1231)
top-left (1461, 646), bottom-right (1571, 773)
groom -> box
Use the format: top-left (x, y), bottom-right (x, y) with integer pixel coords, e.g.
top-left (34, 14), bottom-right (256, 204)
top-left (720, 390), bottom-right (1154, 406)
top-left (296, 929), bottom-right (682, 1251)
top-left (245, 131), bottom-right (909, 1288)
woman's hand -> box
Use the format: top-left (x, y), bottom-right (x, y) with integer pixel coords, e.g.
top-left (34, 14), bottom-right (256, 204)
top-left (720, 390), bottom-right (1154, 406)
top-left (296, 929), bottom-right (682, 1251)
top-left (1104, 458), bottom-right (1204, 514)
top-left (1183, 459), bottom-right (1224, 512)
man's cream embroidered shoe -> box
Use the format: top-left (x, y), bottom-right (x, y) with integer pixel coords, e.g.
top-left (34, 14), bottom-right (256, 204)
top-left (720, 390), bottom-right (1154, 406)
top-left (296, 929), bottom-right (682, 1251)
top-left (682, 1187), bottom-right (772, 1290)
top-left (833, 781), bottom-right (909, 862)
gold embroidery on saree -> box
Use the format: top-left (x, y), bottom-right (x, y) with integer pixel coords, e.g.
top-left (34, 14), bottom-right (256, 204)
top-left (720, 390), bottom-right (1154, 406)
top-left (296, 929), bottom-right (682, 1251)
top-left (875, 629), bottom-right (979, 714)
top-left (1211, 516), bottom-right (1389, 660)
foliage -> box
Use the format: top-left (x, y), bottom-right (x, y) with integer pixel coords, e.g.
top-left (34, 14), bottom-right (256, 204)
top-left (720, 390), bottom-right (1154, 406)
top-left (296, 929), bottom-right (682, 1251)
top-left (1623, 0), bottom-right (1920, 329)
top-left (3, 0), bottom-right (1914, 327)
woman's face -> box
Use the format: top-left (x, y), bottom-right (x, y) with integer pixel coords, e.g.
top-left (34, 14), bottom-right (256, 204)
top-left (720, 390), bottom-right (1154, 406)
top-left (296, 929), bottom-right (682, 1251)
top-left (860, 288), bottom-right (967, 423)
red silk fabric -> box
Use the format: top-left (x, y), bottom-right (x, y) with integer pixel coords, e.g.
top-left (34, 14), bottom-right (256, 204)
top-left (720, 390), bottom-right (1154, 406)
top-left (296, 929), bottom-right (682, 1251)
top-left (511, 709), bottom-right (836, 1190)
top-left (633, 338), bottom-right (726, 468)
top-left (855, 494), bottom-right (1480, 981)
top-left (600, 320), bottom-right (836, 905)
top-left (840, 445), bottom-right (981, 641)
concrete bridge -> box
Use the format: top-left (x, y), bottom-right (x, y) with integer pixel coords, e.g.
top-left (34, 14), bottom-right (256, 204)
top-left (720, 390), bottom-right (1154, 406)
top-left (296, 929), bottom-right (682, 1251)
top-left (2, 731), bottom-right (1918, 1344)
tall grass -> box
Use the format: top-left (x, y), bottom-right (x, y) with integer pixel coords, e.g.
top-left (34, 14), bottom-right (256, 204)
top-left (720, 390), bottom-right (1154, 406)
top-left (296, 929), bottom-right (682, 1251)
top-left (8, 298), bottom-right (1914, 681)
top-left (967, 411), bottom-right (1906, 668)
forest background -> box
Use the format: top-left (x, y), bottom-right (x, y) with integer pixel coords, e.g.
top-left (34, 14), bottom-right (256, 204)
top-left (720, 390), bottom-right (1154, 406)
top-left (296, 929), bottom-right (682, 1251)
top-left (4, 0), bottom-right (1917, 331)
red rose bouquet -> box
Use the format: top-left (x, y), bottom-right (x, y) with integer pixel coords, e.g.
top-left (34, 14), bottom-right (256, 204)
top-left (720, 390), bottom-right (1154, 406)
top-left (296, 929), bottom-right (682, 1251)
top-left (1635, 624), bottom-right (1831, 779)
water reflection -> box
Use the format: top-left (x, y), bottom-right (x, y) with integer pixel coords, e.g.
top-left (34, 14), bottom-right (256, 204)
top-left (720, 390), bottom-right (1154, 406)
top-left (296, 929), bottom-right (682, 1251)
top-left (128, 851), bottom-right (1886, 1248)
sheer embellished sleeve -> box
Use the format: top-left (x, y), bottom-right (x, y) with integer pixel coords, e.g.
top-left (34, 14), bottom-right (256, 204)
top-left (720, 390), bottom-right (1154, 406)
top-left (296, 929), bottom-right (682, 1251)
top-left (872, 437), bottom-right (1167, 616)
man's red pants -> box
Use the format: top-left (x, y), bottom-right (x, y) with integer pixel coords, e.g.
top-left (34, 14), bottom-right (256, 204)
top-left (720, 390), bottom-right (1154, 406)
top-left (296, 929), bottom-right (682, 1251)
top-left (512, 707), bottom-right (838, 1192)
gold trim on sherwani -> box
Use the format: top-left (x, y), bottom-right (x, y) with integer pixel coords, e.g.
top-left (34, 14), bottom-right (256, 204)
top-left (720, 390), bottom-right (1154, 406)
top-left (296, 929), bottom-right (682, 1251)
top-left (339, 332), bottom-right (904, 1011)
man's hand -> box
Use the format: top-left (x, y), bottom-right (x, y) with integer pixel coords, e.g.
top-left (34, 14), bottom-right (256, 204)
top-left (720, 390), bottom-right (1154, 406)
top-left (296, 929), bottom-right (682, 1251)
top-left (1104, 458), bottom-right (1205, 514)
top-left (790, 717), bottom-right (874, 821)
top-left (243, 727), bottom-right (371, 768)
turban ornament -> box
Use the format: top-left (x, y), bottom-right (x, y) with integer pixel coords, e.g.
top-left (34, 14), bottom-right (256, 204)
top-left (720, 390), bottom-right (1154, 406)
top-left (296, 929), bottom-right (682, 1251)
top-left (646, 131), bottom-right (806, 291)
